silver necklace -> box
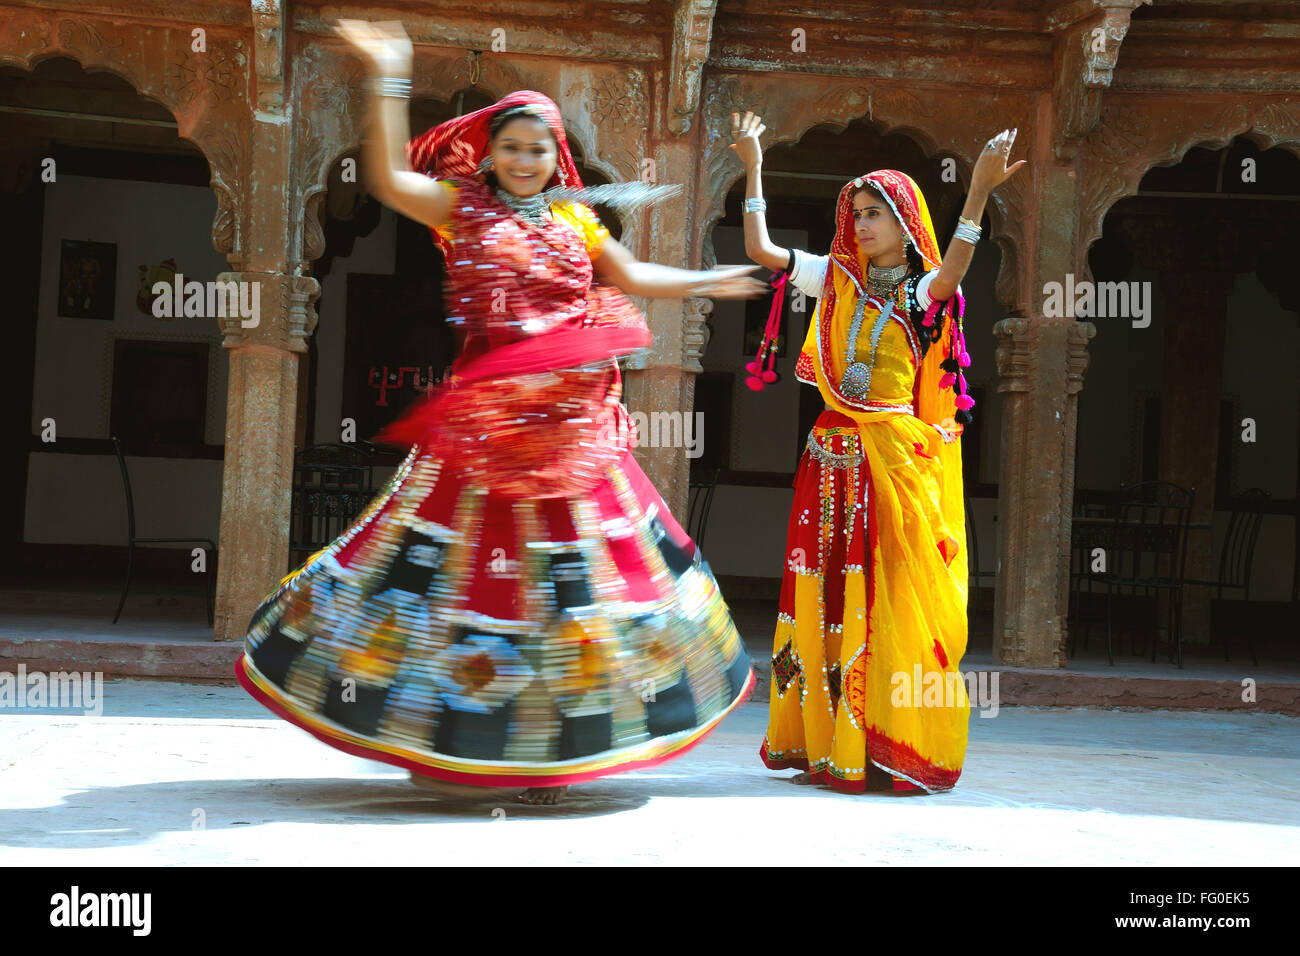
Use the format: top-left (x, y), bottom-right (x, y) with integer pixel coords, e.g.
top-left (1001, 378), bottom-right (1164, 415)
top-left (495, 188), bottom-right (551, 227)
top-left (841, 298), bottom-right (896, 399)
top-left (495, 182), bottom-right (686, 228)
top-left (866, 261), bottom-right (908, 298)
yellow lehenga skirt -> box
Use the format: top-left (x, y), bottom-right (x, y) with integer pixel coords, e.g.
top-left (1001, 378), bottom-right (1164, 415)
top-left (759, 405), bottom-right (970, 793)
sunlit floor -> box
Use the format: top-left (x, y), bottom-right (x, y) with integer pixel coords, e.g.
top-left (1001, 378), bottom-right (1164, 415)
top-left (1, 679), bottom-right (1296, 865)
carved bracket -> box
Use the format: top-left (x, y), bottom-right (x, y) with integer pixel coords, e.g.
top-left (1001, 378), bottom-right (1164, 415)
top-left (993, 317), bottom-right (1034, 393)
top-left (251, 0), bottom-right (285, 113)
top-left (682, 296), bottom-right (713, 373)
top-left (1065, 321), bottom-right (1097, 394)
top-left (668, 0), bottom-right (716, 135)
top-left (217, 272), bottom-right (320, 353)
top-left (1046, 0), bottom-right (1148, 160)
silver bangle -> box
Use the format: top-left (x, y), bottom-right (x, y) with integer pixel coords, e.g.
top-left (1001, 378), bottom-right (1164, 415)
top-left (368, 75), bottom-right (412, 98)
top-left (953, 221), bottom-right (982, 245)
top-left (743, 197), bottom-right (767, 214)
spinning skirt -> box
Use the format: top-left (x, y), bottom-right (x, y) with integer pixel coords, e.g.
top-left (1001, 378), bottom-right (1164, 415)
top-left (237, 367), bottom-right (753, 787)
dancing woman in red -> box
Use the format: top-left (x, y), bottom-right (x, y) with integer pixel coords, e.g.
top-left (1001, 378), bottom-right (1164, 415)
top-left (236, 20), bottom-right (762, 805)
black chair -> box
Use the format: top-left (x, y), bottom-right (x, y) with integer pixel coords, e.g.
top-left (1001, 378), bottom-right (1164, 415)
top-left (289, 443), bottom-right (377, 571)
top-left (964, 494), bottom-right (997, 589)
top-left (1093, 481), bottom-right (1195, 668)
top-left (1067, 495), bottom-right (1116, 659)
top-left (687, 466), bottom-right (721, 551)
top-left (111, 435), bottom-right (217, 626)
top-left (1182, 487), bottom-right (1270, 665)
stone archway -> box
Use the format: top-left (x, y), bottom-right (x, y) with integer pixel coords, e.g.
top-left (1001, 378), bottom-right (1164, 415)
top-left (1078, 132), bottom-right (1300, 648)
top-left (0, 13), bottom-right (258, 637)
top-left (1077, 98), bottom-right (1300, 276)
top-left (0, 12), bottom-right (253, 271)
top-left (695, 73), bottom-right (1033, 315)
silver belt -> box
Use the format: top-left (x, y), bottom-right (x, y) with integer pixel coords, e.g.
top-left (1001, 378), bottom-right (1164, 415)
top-left (807, 430), bottom-right (863, 469)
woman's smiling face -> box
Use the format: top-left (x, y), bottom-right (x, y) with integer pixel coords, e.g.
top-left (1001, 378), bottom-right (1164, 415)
top-left (489, 116), bottom-right (558, 197)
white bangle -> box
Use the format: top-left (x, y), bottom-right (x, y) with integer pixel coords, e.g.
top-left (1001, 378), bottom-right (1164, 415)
top-left (368, 76), bottom-right (412, 98)
top-left (743, 197), bottom-right (767, 214)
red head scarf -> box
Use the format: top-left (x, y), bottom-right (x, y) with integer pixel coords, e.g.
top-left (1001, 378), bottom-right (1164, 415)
top-left (813, 168), bottom-right (972, 428)
top-left (406, 90), bottom-right (582, 189)
top-left (819, 169), bottom-right (942, 325)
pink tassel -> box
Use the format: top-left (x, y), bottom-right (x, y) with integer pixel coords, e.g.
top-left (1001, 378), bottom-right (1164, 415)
top-left (745, 271), bottom-right (788, 396)
top-left (958, 350), bottom-right (971, 368)
top-left (939, 372), bottom-right (956, 389)
top-left (955, 393), bottom-right (976, 410)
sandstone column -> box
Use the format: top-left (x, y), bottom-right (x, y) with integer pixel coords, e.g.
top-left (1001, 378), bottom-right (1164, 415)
top-left (212, 92), bottom-right (320, 639)
top-left (992, 163), bottom-right (1097, 667)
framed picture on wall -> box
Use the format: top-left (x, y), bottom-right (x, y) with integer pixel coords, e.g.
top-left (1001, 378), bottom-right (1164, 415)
top-left (58, 239), bottom-right (117, 320)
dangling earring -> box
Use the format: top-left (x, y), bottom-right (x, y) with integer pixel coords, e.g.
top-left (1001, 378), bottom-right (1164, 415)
top-left (557, 165), bottom-right (568, 187)
top-left (477, 155), bottom-right (494, 176)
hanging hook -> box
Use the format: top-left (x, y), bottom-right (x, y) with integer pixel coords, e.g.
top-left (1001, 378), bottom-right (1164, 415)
top-left (469, 50), bottom-right (482, 86)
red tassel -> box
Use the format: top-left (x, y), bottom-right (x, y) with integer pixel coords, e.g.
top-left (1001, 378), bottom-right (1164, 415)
top-left (746, 271), bottom-right (788, 394)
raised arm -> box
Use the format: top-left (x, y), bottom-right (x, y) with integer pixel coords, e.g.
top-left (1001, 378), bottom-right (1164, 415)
top-left (334, 19), bottom-right (452, 230)
top-left (928, 127), bottom-right (1026, 302)
top-left (593, 238), bottom-right (765, 300)
top-left (729, 112), bottom-right (790, 272)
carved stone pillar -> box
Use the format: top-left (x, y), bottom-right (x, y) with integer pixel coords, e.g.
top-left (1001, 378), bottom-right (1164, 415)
top-left (622, 131), bottom-right (708, 524)
top-left (208, 37), bottom-right (321, 638)
top-left (213, 272), bottom-right (318, 641)
top-left (993, 316), bottom-right (1096, 667)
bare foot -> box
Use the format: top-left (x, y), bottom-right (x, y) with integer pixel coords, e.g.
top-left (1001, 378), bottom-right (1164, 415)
top-left (517, 786), bottom-right (569, 805)
top-left (408, 772), bottom-right (510, 799)
top-left (791, 771), bottom-right (815, 785)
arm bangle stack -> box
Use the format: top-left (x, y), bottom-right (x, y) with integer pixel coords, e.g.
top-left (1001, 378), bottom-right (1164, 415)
top-left (743, 197), bottom-right (767, 214)
top-left (368, 76), bottom-right (412, 98)
top-left (954, 215), bottom-right (982, 245)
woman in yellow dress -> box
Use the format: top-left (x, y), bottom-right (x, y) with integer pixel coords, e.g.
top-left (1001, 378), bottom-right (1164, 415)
top-left (731, 112), bottom-right (1024, 792)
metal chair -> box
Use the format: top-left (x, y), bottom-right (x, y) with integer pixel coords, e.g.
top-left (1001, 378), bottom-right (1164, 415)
top-left (111, 435), bottom-right (217, 625)
top-left (289, 443), bottom-right (377, 571)
top-left (1094, 481), bottom-right (1195, 667)
top-left (1183, 487), bottom-right (1270, 665)
top-left (687, 466), bottom-right (721, 551)
top-left (1067, 495), bottom-right (1116, 659)
top-left (964, 494), bottom-right (997, 589)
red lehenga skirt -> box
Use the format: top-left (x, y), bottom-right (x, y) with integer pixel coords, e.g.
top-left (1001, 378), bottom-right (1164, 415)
top-left (237, 346), bottom-right (753, 788)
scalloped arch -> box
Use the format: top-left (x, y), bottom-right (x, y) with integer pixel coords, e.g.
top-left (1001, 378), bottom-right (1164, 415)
top-left (1079, 108), bottom-right (1300, 266)
top-left (697, 108), bottom-right (1016, 292)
